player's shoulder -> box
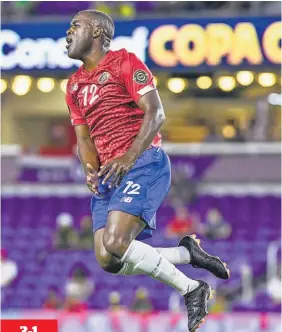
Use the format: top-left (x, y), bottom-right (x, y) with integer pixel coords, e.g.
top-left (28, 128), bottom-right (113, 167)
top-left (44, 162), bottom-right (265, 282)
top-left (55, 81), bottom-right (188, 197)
top-left (111, 49), bottom-right (146, 77)
top-left (66, 66), bottom-right (84, 93)
top-left (110, 48), bottom-right (141, 63)
top-left (68, 65), bottom-right (84, 82)
top-left (110, 48), bottom-right (128, 59)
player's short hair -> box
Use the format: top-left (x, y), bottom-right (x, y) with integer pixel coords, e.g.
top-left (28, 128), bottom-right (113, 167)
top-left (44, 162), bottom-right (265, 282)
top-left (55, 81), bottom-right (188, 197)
top-left (78, 9), bottom-right (115, 49)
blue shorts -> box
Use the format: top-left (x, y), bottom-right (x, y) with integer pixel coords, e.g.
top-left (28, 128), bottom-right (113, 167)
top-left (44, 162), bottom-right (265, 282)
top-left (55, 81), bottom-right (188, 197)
top-left (90, 147), bottom-right (171, 240)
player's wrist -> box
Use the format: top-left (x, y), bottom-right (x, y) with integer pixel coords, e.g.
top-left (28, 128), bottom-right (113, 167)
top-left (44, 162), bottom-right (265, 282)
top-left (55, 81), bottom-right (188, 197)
top-left (125, 150), bottom-right (139, 163)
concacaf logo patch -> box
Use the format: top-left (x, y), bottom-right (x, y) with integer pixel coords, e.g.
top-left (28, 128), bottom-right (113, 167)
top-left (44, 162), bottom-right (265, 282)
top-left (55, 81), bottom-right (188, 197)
top-left (133, 70), bottom-right (149, 84)
top-left (98, 72), bottom-right (110, 84)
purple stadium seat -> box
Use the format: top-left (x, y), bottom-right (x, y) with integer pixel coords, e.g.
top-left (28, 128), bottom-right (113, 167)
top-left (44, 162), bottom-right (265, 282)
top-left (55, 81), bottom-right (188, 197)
top-left (1, 195), bottom-right (280, 310)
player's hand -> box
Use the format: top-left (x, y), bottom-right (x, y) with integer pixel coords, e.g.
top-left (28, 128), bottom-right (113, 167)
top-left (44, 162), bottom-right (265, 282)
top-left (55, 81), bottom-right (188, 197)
top-left (86, 163), bottom-right (101, 196)
top-left (98, 153), bottom-right (137, 188)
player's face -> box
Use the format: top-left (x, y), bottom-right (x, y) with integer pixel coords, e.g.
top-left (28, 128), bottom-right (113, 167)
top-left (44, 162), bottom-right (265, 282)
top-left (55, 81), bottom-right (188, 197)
top-left (66, 14), bottom-right (94, 60)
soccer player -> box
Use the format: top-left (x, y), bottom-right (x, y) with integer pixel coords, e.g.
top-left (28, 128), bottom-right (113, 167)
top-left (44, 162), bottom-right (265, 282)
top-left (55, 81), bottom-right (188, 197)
top-left (65, 10), bottom-right (230, 331)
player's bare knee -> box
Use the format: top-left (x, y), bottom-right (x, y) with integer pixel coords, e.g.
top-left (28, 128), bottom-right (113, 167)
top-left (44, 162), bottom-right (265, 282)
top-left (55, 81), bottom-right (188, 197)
top-left (95, 247), bottom-right (123, 274)
top-left (97, 249), bottom-right (123, 274)
top-left (101, 260), bottom-right (123, 274)
top-left (98, 258), bottom-right (118, 274)
top-left (95, 249), bottom-right (111, 269)
top-left (103, 231), bottom-right (130, 258)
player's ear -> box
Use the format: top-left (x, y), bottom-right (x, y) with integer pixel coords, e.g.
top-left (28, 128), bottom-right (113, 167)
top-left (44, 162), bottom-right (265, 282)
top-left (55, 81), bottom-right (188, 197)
top-left (93, 27), bottom-right (103, 39)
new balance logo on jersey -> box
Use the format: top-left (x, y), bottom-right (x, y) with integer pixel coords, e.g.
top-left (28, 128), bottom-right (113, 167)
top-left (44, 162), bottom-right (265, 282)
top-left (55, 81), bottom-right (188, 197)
top-left (121, 197), bottom-right (133, 203)
top-left (71, 83), bottom-right (79, 91)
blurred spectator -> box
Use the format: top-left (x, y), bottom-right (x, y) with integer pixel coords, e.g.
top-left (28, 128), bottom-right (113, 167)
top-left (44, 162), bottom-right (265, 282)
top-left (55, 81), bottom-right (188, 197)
top-left (209, 293), bottom-right (229, 314)
top-left (1, 249), bottom-right (18, 287)
top-left (108, 291), bottom-right (123, 311)
top-left (130, 287), bottom-right (153, 313)
top-left (63, 296), bottom-right (88, 312)
top-left (43, 288), bottom-right (62, 310)
top-left (169, 169), bottom-right (197, 207)
top-left (40, 122), bottom-right (73, 156)
top-left (65, 267), bottom-right (94, 303)
top-left (49, 122), bottom-right (68, 146)
top-left (53, 213), bottom-right (79, 250)
top-left (204, 208), bottom-right (232, 240)
top-left (79, 216), bottom-right (93, 250)
top-left (267, 266), bottom-right (281, 304)
top-left (165, 206), bottom-right (203, 239)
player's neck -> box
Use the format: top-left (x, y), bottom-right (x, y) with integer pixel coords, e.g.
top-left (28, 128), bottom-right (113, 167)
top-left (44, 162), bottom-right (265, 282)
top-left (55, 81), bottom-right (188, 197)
top-left (82, 50), bottom-right (108, 72)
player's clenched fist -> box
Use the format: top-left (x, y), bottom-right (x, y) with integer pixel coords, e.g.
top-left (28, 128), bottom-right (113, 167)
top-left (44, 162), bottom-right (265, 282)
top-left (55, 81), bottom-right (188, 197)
top-left (98, 152), bottom-right (137, 188)
top-left (86, 163), bottom-right (100, 196)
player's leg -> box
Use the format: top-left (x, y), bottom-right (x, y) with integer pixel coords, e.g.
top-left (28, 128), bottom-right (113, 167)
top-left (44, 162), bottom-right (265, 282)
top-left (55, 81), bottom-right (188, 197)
top-left (155, 234), bottom-right (230, 280)
top-left (103, 210), bottom-right (201, 294)
top-left (93, 218), bottom-right (212, 331)
top-left (91, 195), bottom-right (127, 274)
top-left (103, 211), bottom-right (213, 331)
top-left (94, 227), bottom-right (229, 279)
top-left (94, 228), bottom-right (123, 273)
top-left (91, 155), bottom-right (229, 279)
top-left (155, 245), bottom-right (192, 264)
top-left (101, 145), bottom-right (218, 331)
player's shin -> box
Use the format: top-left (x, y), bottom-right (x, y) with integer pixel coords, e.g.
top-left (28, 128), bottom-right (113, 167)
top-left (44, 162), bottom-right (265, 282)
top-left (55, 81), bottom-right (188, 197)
top-left (155, 247), bottom-right (191, 264)
top-left (117, 246), bottom-right (191, 275)
top-left (120, 240), bottom-right (199, 295)
top-left (117, 261), bottom-right (140, 275)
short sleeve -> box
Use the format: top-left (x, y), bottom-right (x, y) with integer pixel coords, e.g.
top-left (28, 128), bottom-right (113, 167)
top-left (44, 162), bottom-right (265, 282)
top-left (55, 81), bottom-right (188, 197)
top-left (121, 52), bottom-right (156, 103)
top-left (65, 81), bottom-right (86, 126)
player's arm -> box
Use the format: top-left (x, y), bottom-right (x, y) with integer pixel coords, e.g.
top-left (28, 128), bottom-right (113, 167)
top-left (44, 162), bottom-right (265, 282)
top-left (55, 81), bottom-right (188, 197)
top-left (66, 84), bottom-right (100, 194)
top-left (127, 89), bottom-right (165, 158)
top-left (99, 53), bottom-right (165, 186)
top-left (123, 52), bottom-right (165, 157)
top-left (75, 125), bottom-right (100, 172)
top-left (74, 125), bottom-right (101, 195)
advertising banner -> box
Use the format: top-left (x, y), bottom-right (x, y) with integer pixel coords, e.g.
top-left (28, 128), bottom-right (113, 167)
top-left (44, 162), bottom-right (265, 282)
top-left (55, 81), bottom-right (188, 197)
top-left (17, 156), bottom-right (215, 184)
top-left (1, 17), bottom-right (281, 73)
top-left (16, 153), bottom-right (280, 184)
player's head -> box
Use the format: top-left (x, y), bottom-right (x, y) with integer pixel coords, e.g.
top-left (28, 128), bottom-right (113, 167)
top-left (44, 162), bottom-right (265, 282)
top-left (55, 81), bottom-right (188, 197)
top-left (66, 10), bottom-right (115, 60)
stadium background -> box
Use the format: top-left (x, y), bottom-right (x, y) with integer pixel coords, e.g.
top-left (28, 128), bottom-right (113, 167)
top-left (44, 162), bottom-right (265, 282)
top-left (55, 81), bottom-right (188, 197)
top-left (1, 1), bottom-right (281, 331)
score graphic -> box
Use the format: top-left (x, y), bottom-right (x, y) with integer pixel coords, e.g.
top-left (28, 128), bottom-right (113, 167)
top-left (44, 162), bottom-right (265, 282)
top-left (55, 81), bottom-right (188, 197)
top-left (20, 327), bottom-right (38, 332)
top-left (1, 320), bottom-right (58, 332)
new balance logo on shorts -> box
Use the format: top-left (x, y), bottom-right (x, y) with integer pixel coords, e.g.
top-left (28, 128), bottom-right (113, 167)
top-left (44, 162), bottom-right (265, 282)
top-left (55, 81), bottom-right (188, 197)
top-left (121, 197), bottom-right (133, 203)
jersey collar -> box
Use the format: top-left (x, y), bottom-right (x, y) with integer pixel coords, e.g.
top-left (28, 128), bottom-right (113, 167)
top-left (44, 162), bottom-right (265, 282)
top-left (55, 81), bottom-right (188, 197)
top-left (81, 51), bottom-right (112, 75)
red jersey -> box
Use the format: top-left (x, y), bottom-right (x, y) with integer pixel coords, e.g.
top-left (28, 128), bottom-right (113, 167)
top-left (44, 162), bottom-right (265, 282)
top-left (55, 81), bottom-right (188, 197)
top-left (66, 49), bottom-right (162, 165)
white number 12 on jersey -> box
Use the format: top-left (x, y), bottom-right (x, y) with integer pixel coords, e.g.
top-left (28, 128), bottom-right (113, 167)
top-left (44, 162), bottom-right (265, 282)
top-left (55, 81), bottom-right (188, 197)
top-left (81, 84), bottom-right (99, 106)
